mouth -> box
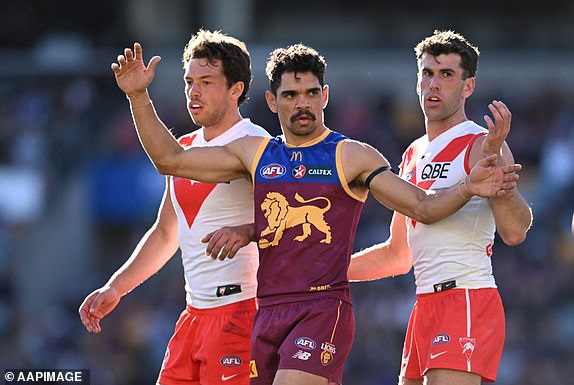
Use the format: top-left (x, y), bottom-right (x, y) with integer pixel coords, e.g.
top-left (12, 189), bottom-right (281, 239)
top-left (426, 95), bottom-right (441, 104)
top-left (188, 100), bottom-right (203, 112)
top-left (291, 111), bottom-right (316, 123)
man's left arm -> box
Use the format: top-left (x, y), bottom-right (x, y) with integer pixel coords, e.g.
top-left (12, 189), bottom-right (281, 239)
top-left (476, 100), bottom-right (533, 245)
top-left (487, 144), bottom-right (533, 245)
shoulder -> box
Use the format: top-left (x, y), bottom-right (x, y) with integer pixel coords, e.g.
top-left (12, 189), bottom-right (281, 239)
top-left (238, 119), bottom-right (272, 138)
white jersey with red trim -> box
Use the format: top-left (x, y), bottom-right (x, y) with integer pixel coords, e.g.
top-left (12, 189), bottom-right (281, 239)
top-left (169, 118), bottom-right (269, 308)
top-left (399, 121), bottom-right (496, 294)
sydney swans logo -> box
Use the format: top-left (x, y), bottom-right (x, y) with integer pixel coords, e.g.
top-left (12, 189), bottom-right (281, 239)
top-left (258, 192), bottom-right (332, 248)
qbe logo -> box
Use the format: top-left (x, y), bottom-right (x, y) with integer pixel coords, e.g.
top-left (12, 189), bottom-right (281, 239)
top-left (260, 164), bottom-right (286, 179)
top-left (295, 337), bottom-right (317, 350)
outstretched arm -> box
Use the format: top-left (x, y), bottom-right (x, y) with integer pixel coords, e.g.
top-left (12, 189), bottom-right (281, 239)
top-left (342, 141), bottom-right (520, 224)
top-left (112, 43), bottom-right (256, 183)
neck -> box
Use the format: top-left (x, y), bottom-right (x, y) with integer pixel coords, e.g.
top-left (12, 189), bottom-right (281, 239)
top-left (283, 125), bottom-right (328, 147)
top-left (203, 111), bottom-right (243, 141)
top-left (426, 114), bottom-right (468, 141)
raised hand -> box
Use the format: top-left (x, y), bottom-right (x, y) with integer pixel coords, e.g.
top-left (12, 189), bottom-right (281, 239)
top-left (482, 100), bottom-right (511, 158)
top-left (467, 153), bottom-right (521, 198)
top-left (111, 42), bottom-right (161, 98)
top-left (78, 286), bottom-right (121, 333)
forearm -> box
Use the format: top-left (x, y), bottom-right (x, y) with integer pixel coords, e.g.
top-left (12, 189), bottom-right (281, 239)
top-left (127, 92), bottom-right (183, 175)
top-left (106, 227), bottom-right (179, 296)
top-left (349, 242), bottom-right (412, 281)
top-left (490, 190), bottom-right (532, 245)
top-left (411, 180), bottom-right (471, 224)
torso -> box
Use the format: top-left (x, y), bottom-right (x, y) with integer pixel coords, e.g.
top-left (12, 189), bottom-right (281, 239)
top-left (170, 118), bottom-right (269, 308)
top-left (399, 121), bottom-right (497, 294)
top-left (252, 129), bottom-right (365, 306)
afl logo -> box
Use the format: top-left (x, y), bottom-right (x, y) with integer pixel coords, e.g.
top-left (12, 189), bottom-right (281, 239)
top-left (295, 337), bottom-right (317, 350)
top-left (220, 355), bottom-right (243, 367)
top-left (405, 170), bottom-right (414, 182)
top-left (432, 333), bottom-right (450, 345)
top-left (260, 164), bottom-right (286, 179)
top-left (292, 165), bottom-right (307, 179)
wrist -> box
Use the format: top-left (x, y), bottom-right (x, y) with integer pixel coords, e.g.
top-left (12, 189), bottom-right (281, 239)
top-left (127, 91), bottom-right (152, 109)
top-left (458, 176), bottom-right (472, 200)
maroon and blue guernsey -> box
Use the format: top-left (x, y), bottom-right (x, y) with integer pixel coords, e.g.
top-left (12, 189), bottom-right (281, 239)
top-left (251, 129), bottom-right (365, 306)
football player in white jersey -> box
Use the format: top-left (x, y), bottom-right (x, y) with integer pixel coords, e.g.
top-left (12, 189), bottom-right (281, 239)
top-left (348, 30), bottom-right (532, 385)
top-left (79, 30), bottom-right (268, 385)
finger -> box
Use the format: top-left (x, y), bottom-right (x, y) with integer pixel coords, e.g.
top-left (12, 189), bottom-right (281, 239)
top-left (210, 240), bottom-right (226, 260)
top-left (117, 54), bottom-right (126, 66)
top-left (205, 231), bottom-right (223, 257)
top-left (124, 48), bottom-right (134, 61)
top-left (502, 163), bottom-right (522, 173)
top-left (218, 240), bottom-right (237, 261)
top-left (201, 231), bottom-right (215, 244)
top-left (147, 56), bottom-right (162, 73)
top-left (225, 242), bottom-right (242, 260)
top-left (483, 114), bottom-right (494, 130)
top-left (134, 42), bottom-right (143, 61)
top-left (111, 62), bottom-right (120, 73)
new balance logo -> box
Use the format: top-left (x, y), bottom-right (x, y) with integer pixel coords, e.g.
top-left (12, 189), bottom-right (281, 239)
top-left (292, 350), bottom-right (312, 360)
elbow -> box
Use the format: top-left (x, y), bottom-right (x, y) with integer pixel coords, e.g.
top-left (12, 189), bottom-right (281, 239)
top-left (155, 162), bottom-right (174, 176)
top-left (499, 230), bottom-right (528, 246)
top-left (153, 154), bottom-right (180, 176)
top-left (410, 209), bottom-right (435, 225)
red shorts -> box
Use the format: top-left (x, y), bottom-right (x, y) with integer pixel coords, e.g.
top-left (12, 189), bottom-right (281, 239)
top-left (400, 288), bottom-right (505, 382)
top-left (158, 298), bottom-right (257, 385)
top-left (249, 298), bottom-right (354, 385)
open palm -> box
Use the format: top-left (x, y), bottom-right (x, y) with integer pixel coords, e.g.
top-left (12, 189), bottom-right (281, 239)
top-left (111, 42), bottom-right (161, 97)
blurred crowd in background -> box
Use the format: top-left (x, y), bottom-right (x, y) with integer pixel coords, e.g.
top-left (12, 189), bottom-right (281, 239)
top-left (1, 1), bottom-right (574, 384)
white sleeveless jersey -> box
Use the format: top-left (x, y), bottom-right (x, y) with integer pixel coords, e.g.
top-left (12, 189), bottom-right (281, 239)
top-left (169, 118), bottom-right (269, 308)
top-left (399, 121), bottom-right (497, 294)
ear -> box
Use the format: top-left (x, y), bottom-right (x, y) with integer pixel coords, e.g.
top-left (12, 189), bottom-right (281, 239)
top-left (265, 90), bottom-right (277, 113)
top-left (463, 77), bottom-right (475, 99)
top-left (230, 81), bottom-right (245, 101)
top-left (322, 85), bottom-right (329, 108)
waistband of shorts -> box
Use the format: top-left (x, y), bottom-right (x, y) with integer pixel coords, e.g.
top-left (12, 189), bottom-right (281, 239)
top-left (258, 288), bottom-right (351, 308)
top-left (416, 287), bottom-right (499, 300)
top-left (186, 297), bottom-right (258, 314)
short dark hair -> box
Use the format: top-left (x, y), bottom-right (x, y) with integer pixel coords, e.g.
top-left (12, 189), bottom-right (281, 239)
top-left (265, 44), bottom-right (327, 95)
top-left (414, 30), bottom-right (480, 79)
top-left (183, 29), bottom-right (252, 105)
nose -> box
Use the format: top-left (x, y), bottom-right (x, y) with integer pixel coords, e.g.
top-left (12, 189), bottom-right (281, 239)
top-left (295, 95), bottom-right (310, 110)
top-left (429, 75), bottom-right (440, 90)
top-left (187, 82), bottom-right (200, 98)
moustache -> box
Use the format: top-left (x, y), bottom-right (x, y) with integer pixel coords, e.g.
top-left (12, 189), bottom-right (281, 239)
top-left (290, 111), bottom-right (316, 123)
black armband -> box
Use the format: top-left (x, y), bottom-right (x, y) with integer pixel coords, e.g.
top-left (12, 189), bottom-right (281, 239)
top-left (365, 166), bottom-right (390, 189)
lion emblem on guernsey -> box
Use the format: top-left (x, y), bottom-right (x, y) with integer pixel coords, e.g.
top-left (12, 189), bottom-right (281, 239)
top-left (258, 192), bottom-right (332, 249)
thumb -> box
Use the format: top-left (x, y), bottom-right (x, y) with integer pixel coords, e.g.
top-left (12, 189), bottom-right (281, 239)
top-left (147, 56), bottom-right (162, 74)
top-left (89, 294), bottom-right (104, 315)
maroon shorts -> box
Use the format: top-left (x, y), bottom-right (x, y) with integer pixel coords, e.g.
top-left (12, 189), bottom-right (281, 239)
top-left (249, 298), bottom-right (354, 385)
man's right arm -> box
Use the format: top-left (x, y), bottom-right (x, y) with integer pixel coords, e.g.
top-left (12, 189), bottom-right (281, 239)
top-left (112, 43), bottom-right (257, 183)
top-left (348, 211), bottom-right (412, 281)
top-left (79, 182), bottom-right (180, 333)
